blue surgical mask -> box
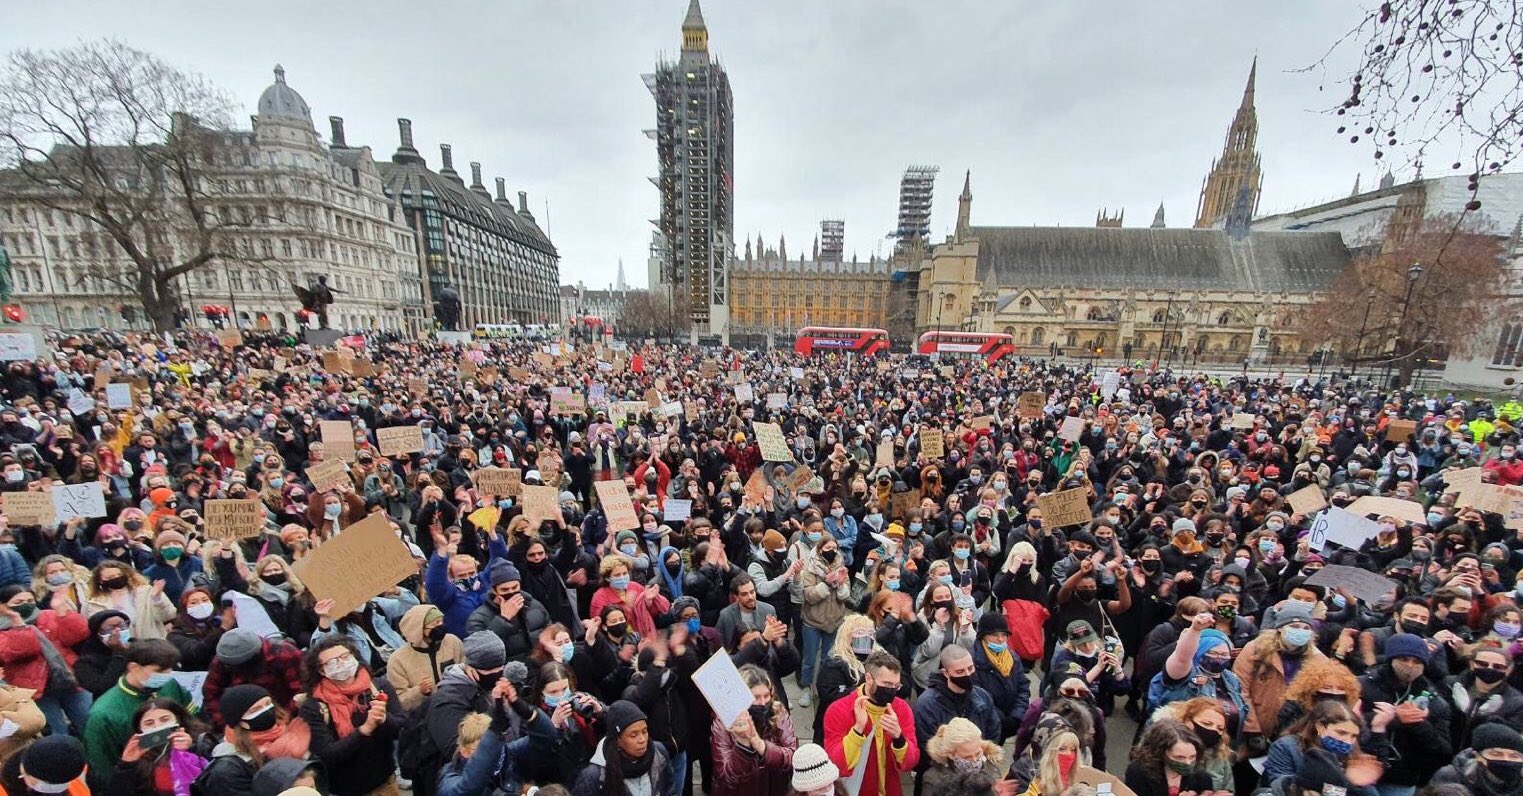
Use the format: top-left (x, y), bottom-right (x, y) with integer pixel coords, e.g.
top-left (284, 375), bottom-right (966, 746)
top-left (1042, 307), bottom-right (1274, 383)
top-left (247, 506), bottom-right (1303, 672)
top-left (805, 531), bottom-right (821, 544)
top-left (865, 513), bottom-right (882, 527)
top-left (954, 548), bottom-right (970, 560)
top-left (685, 617), bottom-right (701, 634)
top-left (143, 672), bottom-right (173, 690)
top-left (620, 544), bottom-right (638, 557)
top-left (938, 574), bottom-right (953, 586)
top-left (886, 579), bottom-right (900, 591)
top-left (560, 643), bottom-right (575, 663)
top-left (269, 477), bottom-right (284, 489)
top-left (1426, 512), bottom-right (1443, 527)
top-left (1258, 539), bottom-right (1275, 553)
top-left (543, 690), bottom-right (568, 708)
top-left (610, 576), bottom-right (630, 590)
top-left (1319, 736), bottom-right (1353, 759)
top-left (1281, 627), bottom-right (1314, 648)
top-left (909, 522), bottom-right (923, 534)
top-left (1330, 594), bottom-right (1347, 609)
top-left (324, 503), bottom-right (342, 518)
top-left (499, 499), bottom-right (514, 510)
top-left (986, 641), bottom-right (1008, 654)
top-left (952, 521), bottom-right (965, 532)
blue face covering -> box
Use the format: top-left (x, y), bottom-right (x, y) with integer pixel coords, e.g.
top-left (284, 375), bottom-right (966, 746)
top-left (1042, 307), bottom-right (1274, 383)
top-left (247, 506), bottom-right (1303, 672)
top-left (986, 641), bottom-right (1009, 654)
top-left (886, 579), bottom-right (900, 591)
top-left (560, 643), bottom-right (575, 663)
top-left (143, 672), bottom-right (173, 690)
top-left (938, 574), bottom-right (953, 586)
top-left (954, 548), bottom-right (971, 560)
top-left (610, 576), bottom-right (630, 590)
top-left (685, 617), bottom-right (702, 634)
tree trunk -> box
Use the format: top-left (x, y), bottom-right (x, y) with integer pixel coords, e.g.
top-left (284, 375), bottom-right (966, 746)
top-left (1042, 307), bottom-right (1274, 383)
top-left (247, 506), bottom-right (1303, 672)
top-left (143, 276), bottom-right (178, 333)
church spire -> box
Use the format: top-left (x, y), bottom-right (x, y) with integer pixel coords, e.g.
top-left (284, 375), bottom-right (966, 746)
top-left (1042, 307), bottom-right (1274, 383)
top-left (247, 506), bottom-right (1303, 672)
top-left (1195, 57), bottom-right (1263, 228)
top-left (1151, 202), bottom-right (1166, 229)
top-left (681, 0), bottom-right (708, 53)
top-left (955, 170), bottom-right (973, 239)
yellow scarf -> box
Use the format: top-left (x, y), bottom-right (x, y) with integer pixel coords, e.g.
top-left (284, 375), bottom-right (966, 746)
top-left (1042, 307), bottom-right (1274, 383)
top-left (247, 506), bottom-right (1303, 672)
top-left (984, 641), bottom-right (1015, 677)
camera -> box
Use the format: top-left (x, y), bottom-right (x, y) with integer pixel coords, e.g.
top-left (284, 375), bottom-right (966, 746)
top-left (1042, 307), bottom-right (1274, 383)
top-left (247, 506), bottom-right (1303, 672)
top-left (571, 692), bottom-right (602, 720)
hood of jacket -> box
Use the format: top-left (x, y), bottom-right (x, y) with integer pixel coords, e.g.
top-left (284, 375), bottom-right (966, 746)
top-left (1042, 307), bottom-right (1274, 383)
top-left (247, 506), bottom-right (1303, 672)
top-left (399, 604), bottom-right (439, 647)
top-left (251, 758), bottom-right (325, 796)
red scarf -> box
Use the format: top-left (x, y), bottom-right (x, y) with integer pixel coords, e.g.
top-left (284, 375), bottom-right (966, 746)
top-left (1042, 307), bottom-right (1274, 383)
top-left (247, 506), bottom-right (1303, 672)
top-left (312, 669), bottom-right (374, 738)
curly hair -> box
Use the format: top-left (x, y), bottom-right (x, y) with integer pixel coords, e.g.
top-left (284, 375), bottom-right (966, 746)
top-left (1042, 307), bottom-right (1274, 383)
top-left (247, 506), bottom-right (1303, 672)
top-left (926, 717), bottom-right (1005, 768)
top-left (1282, 657), bottom-right (1362, 710)
top-left (1131, 719), bottom-right (1201, 777)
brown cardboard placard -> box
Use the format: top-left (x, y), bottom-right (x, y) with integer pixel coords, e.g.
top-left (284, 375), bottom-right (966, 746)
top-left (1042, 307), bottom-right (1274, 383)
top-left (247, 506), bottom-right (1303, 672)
top-left (1017, 392), bottom-right (1046, 418)
top-left (890, 489), bottom-right (922, 522)
top-left (1346, 495), bottom-right (1426, 525)
top-left (788, 465), bottom-right (815, 492)
top-left (476, 366), bottom-right (498, 385)
top-left (474, 467), bottom-right (522, 498)
top-left (700, 359), bottom-right (719, 379)
top-left (215, 329), bottom-right (244, 349)
top-left (1286, 484), bottom-right (1328, 516)
top-left (968, 415), bottom-right (993, 431)
top-left (407, 378), bottom-right (428, 397)
top-left (293, 513), bottom-right (417, 617)
top-left (204, 498), bottom-right (265, 540)
top-left (594, 480), bottom-right (640, 532)
top-left (1386, 419), bottom-right (1417, 443)
top-left (1230, 412), bottom-right (1257, 430)
top-left (1071, 766), bottom-right (1138, 796)
top-left (1058, 416), bottom-right (1085, 442)
top-left (645, 388), bottom-right (662, 408)
top-left (306, 458), bottom-right (351, 493)
top-left (1036, 487), bottom-right (1092, 528)
top-left (875, 440), bottom-right (895, 467)
top-left (920, 429), bottom-right (945, 459)
top-left (376, 425), bottom-right (424, 457)
top-left (1442, 466), bottom-right (1484, 495)
top-left (320, 420), bottom-right (356, 461)
top-left (2, 492), bottom-right (54, 526)
top-left (744, 468), bottom-right (769, 504)
top-left (753, 422), bottom-right (793, 462)
top-left (521, 484), bottom-right (561, 528)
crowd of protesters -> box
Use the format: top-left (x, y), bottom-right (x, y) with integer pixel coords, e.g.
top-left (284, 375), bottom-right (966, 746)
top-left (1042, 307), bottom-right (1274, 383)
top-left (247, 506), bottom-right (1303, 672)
top-left (0, 327), bottom-right (1517, 796)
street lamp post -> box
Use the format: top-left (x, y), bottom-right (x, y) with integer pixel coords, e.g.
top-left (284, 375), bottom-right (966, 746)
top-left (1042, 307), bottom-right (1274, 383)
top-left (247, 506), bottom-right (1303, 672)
top-left (1352, 290), bottom-right (1376, 383)
top-left (1388, 263), bottom-right (1424, 387)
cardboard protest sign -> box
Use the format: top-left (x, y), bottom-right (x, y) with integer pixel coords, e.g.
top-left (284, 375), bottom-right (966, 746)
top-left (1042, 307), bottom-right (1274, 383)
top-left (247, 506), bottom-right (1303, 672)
top-left (789, 367), bottom-right (805, 380)
top-left (753, 422), bottom-right (793, 462)
top-left (320, 420), bottom-right (356, 461)
top-left (744, 469), bottom-right (769, 504)
top-left (521, 485), bottom-right (562, 528)
top-left (475, 366), bottom-right (498, 385)
top-left (733, 382), bottom-right (754, 403)
top-left (788, 465), bottom-right (815, 492)
top-left (1386, 419), bottom-right (1417, 443)
top-left (1286, 484), bottom-right (1327, 516)
top-left (890, 489), bottom-right (921, 522)
top-left (1017, 392), bottom-right (1045, 418)
top-left (532, 352), bottom-right (554, 368)
top-left (1036, 487), bottom-right (1092, 528)
top-left (408, 378), bottom-right (428, 397)
top-left (376, 425), bottom-right (424, 457)
top-left (664, 499), bottom-right (693, 523)
top-left (615, 401), bottom-right (647, 421)
top-left (969, 415), bottom-right (993, 430)
top-left (765, 392), bottom-right (788, 410)
top-left (645, 388), bottom-right (662, 408)
top-left (293, 513), bottom-right (417, 617)
top-left (1230, 412), bottom-right (1257, 430)
top-left (920, 429), bottom-right (945, 459)
top-left (509, 366), bottom-right (531, 382)
top-left (595, 480), bottom-right (640, 532)
top-left (1305, 565), bottom-right (1397, 605)
top-left (204, 499), bottom-right (265, 540)
top-left (0, 333), bottom-right (38, 362)
top-left (50, 483), bottom-right (107, 521)
top-left (2, 492), bottom-right (54, 526)
top-left (1072, 766), bottom-right (1138, 796)
top-left (321, 351), bottom-right (351, 374)
top-left (1442, 467), bottom-right (1484, 494)
top-left (1058, 416), bottom-right (1085, 442)
top-left (1455, 482), bottom-right (1510, 513)
top-left (876, 441), bottom-right (896, 467)
top-left (305, 459), bottom-right (351, 493)
top-left (458, 358), bottom-right (479, 377)
top-left (1346, 495), bottom-right (1426, 526)
top-left (660, 401), bottom-right (683, 418)
top-left (215, 329), bottom-right (244, 349)
top-left (474, 467), bottom-right (522, 498)
top-left (550, 388), bottom-right (585, 415)
top-left (701, 359), bottom-right (719, 379)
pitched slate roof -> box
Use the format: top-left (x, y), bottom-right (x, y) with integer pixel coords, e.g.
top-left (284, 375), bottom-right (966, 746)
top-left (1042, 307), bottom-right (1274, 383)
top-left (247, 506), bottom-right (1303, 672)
top-left (970, 226), bottom-right (1350, 293)
top-left (378, 161), bottom-right (556, 256)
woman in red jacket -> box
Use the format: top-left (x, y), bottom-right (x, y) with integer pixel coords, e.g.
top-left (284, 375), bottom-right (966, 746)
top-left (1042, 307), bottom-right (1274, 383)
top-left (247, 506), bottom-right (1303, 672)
top-left (711, 664), bottom-right (798, 796)
top-left (0, 584), bottom-right (92, 736)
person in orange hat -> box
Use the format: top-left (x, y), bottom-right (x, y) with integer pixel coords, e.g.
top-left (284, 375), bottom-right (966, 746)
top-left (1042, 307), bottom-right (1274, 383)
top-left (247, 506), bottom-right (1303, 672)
top-left (145, 486), bottom-right (179, 530)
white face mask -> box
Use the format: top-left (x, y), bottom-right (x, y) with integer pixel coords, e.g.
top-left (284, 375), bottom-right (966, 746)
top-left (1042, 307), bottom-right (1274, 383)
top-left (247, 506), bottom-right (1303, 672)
top-left (187, 602), bottom-right (215, 621)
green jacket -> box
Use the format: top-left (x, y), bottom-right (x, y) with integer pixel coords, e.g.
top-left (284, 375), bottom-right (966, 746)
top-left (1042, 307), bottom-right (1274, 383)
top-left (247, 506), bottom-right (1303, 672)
top-left (83, 677), bottom-right (192, 790)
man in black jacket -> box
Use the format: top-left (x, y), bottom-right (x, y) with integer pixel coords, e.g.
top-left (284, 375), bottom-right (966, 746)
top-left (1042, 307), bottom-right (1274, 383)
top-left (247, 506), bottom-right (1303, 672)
top-left (465, 563), bottom-right (548, 666)
top-left (1357, 632), bottom-right (1454, 793)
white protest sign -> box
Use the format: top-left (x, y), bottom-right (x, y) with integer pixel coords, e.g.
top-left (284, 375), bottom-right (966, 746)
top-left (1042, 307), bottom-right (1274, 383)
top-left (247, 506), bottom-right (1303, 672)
top-left (1100, 371), bottom-right (1120, 401)
top-left (224, 591), bottom-right (282, 639)
top-left (50, 483), bottom-right (106, 521)
top-left (691, 648), bottom-right (752, 726)
top-left (1306, 506), bottom-right (1382, 552)
top-left (105, 383), bottom-right (133, 410)
top-left (0, 333), bottom-right (37, 362)
top-left (67, 390), bottom-right (95, 417)
top-left (167, 671), bottom-right (209, 709)
top-left (664, 499), bottom-right (692, 523)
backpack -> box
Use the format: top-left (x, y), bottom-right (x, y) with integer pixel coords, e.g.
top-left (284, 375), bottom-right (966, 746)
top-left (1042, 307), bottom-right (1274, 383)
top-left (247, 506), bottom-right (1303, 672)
top-left (396, 692), bottom-right (444, 786)
top-left (1002, 598), bottom-right (1050, 664)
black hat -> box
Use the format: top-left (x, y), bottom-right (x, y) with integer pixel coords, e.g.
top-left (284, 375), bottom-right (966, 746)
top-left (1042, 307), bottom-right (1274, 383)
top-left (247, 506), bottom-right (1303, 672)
top-left (1069, 530), bottom-right (1097, 547)
top-left (977, 613), bottom-right (1008, 638)
top-left (605, 699), bottom-right (648, 737)
top-left (21, 736), bottom-right (87, 787)
top-left (1473, 723), bottom-right (1523, 754)
top-left (220, 684), bottom-right (271, 728)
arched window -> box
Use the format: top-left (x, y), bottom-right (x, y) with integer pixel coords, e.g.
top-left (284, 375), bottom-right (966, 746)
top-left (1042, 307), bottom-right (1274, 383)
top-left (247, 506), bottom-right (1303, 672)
top-left (1065, 331), bottom-right (1077, 347)
top-left (1494, 322), bottom-right (1523, 366)
top-left (1003, 326), bottom-right (1016, 337)
top-left (1152, 309), bottom-right (1167, 323)
top-left (61, 307), bottom-right (77, 328)
top-left (1229, 335), bottom-right (1245, 351)
top-left (1217, 311), bottom-right (1233, 326)
top-left (1096, 333), bottom-right (1109, 349)
top-left (1031, 327), bottom-right (1044, 345)
top-left (1087, 306), bottom-right (1105, 321)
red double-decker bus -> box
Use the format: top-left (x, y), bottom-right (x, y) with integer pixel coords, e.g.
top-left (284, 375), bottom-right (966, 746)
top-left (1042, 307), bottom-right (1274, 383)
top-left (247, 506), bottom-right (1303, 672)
top-left (916, 331), bottom-right (1016, 363)
top-left (795, 327), bottom-right (890, 357)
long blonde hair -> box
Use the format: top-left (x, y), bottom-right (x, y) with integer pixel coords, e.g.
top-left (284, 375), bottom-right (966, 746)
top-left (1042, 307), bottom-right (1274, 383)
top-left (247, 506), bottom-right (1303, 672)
top-left (926, 717), bottom-right (1005, 767)
top-left (1036, 730), bottom-right (1089, 795)
top-left (1003, 541), bottom-right (1039, 584)
top-left (250, 555), bottom-right (306, 594)
top-left (827, 614), bottom-right (877, 678)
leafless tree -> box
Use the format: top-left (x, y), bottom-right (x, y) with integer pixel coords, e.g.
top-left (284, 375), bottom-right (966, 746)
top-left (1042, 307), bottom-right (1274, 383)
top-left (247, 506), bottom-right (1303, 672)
top-left (616, 289), bottom-right (689, 342)
top-left (0, 40), bottom-right (268, 331)
top-left (1306, 0), bottom-right (1522, 209)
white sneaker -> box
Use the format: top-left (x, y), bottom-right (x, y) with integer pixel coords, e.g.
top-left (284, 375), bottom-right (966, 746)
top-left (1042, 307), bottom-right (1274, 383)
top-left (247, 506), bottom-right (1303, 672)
top-left (798, 691), bottom-right (812, 708)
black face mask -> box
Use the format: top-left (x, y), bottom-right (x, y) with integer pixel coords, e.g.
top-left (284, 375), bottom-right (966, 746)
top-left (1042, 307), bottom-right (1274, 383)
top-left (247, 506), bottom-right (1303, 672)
top-left (1193, 724), bottom-right (1221, 748)
top-left (821, 549), bottom-right (838, 564)
top-left (263, 573), bottom-right (287, 587)
top-left (100, 576), bottom-right (129, 591)
top-left (747, 703), bottom-right (773, 726)
top-left (242, 706), bottom-right (278, 733)
top-left (1487, 759), bottom-right (1523, 784)
top-left (1475, 666), bottom-right (1508, 685)
top-left (948, 673), bottom-right (974, 691)
top-left (1140, 560), bottom-right (1161, 573)
top-left (426, 625), bottom-right (448, 645)
top-left (605, 622), bottom-right (627, 639)
top-left (1400, 619), bottom-right (1429, 636)
top-left (122, 520), bottom-right (143, 532)
top-left (1075, 590), bottom-right (1097, 603)
top-left (475, 671), bottom-right (501, 692)
top-left (870, 684), bottom-right (897, 707)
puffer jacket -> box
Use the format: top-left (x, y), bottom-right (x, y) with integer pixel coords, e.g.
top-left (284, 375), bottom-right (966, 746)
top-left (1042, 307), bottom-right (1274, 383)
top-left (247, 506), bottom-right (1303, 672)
top-left (1433, 748), bottom-right (1523, 796)
top-left (424, 664), bottom-right (493, 756)
top-left (464, 593), bottom-right (549, 666)
top-left (1444, 673), bottom-right (1523, 750)
top-left (386, 605), bottom-right (463, 712)
top-left (910, 672), bottom-right (1002, 756)
top-left (571, 738), bottom-right (672, 796)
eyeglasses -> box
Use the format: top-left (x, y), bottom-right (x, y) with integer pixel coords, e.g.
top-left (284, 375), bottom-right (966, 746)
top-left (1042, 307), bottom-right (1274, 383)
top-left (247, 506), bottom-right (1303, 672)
top-left (1059, 688), bottom-right (1090, 698)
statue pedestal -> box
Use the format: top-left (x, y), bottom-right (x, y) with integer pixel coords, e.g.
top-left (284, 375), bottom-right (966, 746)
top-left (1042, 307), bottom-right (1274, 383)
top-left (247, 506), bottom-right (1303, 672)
top-left (303, 328), bottom-right (344, 348)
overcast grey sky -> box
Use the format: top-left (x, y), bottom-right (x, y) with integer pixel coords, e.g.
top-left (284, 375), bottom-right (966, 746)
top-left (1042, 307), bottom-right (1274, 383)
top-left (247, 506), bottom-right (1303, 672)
top-left (5, 1), bottom-right (1398, 290)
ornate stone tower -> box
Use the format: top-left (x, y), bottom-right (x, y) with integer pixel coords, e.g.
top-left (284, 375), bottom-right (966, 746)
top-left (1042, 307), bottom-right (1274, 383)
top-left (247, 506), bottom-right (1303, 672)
top-left (1195, 58), bottom-right (1263, 228)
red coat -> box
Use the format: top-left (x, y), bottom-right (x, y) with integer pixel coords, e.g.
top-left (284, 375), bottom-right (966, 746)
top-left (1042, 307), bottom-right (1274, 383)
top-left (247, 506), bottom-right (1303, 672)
top-left (823, 691), bottom-right (919, 796)
top-left (34, 610), bottom-right (89, 667)
top-left (1485, 458), bottom-right (1523, 486)
top-left (0, 626), bottom-right (47, 692)
top-left (634, 459), bottom-right (672, 511)
top-left (710, 712), bottom-right (797, 796)
top-left (588, 582), bottom-right (670, 638)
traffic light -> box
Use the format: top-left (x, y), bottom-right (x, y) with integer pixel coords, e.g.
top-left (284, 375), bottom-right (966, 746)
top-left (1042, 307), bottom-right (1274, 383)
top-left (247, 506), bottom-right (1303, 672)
top-left (2, 305), bottom-right (22, 323)
top-left (1093, 346), bottom-right (1104, 356)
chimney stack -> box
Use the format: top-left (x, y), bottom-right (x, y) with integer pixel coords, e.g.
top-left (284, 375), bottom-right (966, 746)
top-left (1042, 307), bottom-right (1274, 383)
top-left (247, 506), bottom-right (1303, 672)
top-left (439, 144), bottom-right (454, 171)
top-left (494, 177), bottom-right (509, 203)
top-left (469, 162), bottom-right (484, 189)
top-left (518, 191), bottom-right (529, 213)
top-left (397, 118), bottom-right (414, 150)
top-left (329, 116), bottom-right (346, 148)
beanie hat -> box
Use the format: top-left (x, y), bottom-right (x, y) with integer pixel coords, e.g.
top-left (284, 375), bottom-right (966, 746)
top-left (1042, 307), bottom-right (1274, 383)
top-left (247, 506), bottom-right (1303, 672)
top-left (605, 699), bottom-right (647, 737)
top-left (1193, 629), bottom-right (1231, 663)
top-left (1271, 601), bottom-right (1314, 629)
top-left (762, 529), bottom-right (787, 552)
top-left (220, 684), bottom-right (272, 728)
top-left (1295, 748), bottom-right (1350, 791)
top-left (1225, 485), bottom-right (1247, 502)
top-left (217, 628), bottom-right (264, 665)
top-left (149, 487), bottom-right (176, 508)
top-left (21, 736), bottom-right (87, 787)
top-left (884, 523), bottom-right (906, 540)
top-left (791, 743), bottom-right (840, 792)
top-left (977, 613), bottom-right (1008, 638)
top-left (153, 529), bottom-right (187, 550)
top-left (1384, 632), bottom-right (1431, 664)
top-left (1472, 723), bottom-right (1523, 754)
top-left (87, 609), bottom-right (130, 637)
top-left (462, 630), bottom-right (506, 670)
top-left (488, 561), bottom-right (521, 588)
top-left (670, 596), bottom-right (700, 617)
top-left (1172, 517), bottom-right (1196, 533)
top-left (558, 491), bottom-right (576, 505)
top-left (615, 530), bottom-right (639, 547)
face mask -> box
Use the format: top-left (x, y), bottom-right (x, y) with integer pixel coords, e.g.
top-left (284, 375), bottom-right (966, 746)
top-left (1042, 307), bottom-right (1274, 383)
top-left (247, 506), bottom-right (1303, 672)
top-left (805, 531), bottom-right (821, 544)
top-left (324, 503), bottom-right (342, 518)
top-left (1140, 559), bottom-right (1160, 573)
top-left (1330, 594), bottom-right (1347, 610)
top-left (886, 578), bottom-right (900, 591)
top-left (1281, 627), bottom-right (1313, 649)
top-left (1234, 556), bottom-right (1251, 569)
top-left (269, 478), bottom-right (284, 489)
top-left (1487, 758), bottom-right (1523, 784)
top-left (1193, 724), bottom-right (1221, 748)
top-left (323, 655), bottom-right (360, 681)
top-left (830, 508), bottom-right (845, 519)
top-left (952, 756), bottom-right (985, 774)
top-left (1475, 665), bottom-right (1508, 685)
top-left (187, 602), bottom-right (215, 621)
top-left (1076, 589), bottom-right (1097, 603)
top-left (161, 546), bottom-right (184, 562)
top-left (908, 522), bottom-right (923, 534)
top-left (1057, 751), bottom-right (1078, 776)
top-left (1495, 621), bottom-right (1523, 639)
top-left (620, 543), bottom-right (638, 557)
top-left (610, 576), bottom-right (630, 590)
top-left (821, 549), bottom-right (838, 564)
top-left (1319, 736), bottom-right (1353, 759)
top-left (44, 572), bottom-right (72, 588)
top-left (869, 684), bottom-right (897, 707)
top-left (242, 704), bottom-right (278, 732)
top-left (986, 641), bottom-right (1008, 654)
top-left (954, 548), bottom-right (970, 560)
top-left (101, 576), bottom-right (130, 591)
top-left (1401, 619), bottom-right (1429, 636)
top-left (143, 671), bottom-right (173, 690)
top-left (543, 690), bottom-right (568, 708)
top-left (3, 472), bottom-right (21, 484)
top-left (1166, 759), bottom-right (1195, 775)
top-left (1199, 656), bottom-right (1230, 674)
top-left (796, 498), bottom-right (811, 509)
top-left (605, 622), bottom-right (627, 639)
top-left (1215, 605), bottom-right (1237, 621)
